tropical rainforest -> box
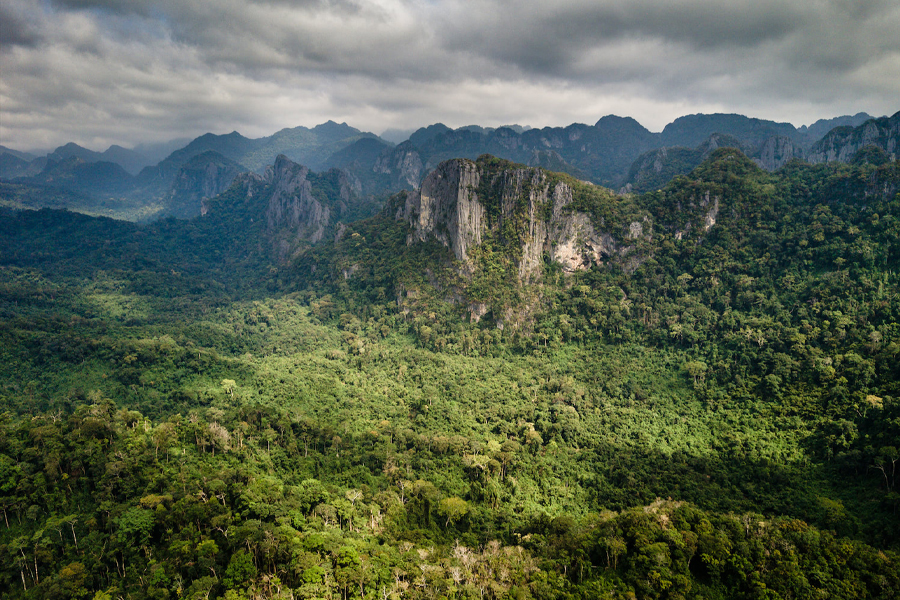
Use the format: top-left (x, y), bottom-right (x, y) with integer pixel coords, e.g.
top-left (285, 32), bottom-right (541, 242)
top-left (0, 145), bottom-right (898, 600)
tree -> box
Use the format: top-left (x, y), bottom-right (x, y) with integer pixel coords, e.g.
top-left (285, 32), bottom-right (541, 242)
top-left (224, 549), bottom-right (257, 589)
top-left (437, 497), bottom-right (469, 529)
top-left (221, 379), bottom-right (236, 398)
top-left (682, 361), bottom-right (708, 387)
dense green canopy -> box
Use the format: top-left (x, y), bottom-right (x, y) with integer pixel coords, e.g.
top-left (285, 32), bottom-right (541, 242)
top-left (0, 150), bottom-right (898, 599)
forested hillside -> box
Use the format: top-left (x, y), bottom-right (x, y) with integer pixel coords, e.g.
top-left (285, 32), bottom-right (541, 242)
top-left (0, 150), bottom-right (898, 599)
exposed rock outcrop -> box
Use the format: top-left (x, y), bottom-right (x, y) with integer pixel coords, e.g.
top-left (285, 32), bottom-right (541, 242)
top-left (399, 158), bottom-right (641, 281)
top-left (622, 133), bottom-right (752, 193)
top-left (202, 155), bottom-right (365, 261)
top-left (807, 112), bottom-right (899, 164)
top-left (264, 155), bottom-right (331, 243)
top-left (374, 142), bottom-right (425, 190)
top-left (169, 151), bottom-right (244, 219)
top-left (404, 158), bottom-right (485, 262)
top-left (753, 136), bottom-right (801, 171)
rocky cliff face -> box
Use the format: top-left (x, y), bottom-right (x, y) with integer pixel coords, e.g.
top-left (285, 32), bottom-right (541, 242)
top-left (807, 112), bottom-right (899, 164)
top-left (403, 158), bottom-right (485, 262)
top-left (373, 142), bottom-right (425, 190)
top-left (203, 154), bottom-right (364, 261)
top-left (753, 136), bottom-right (802, 171)
top-left (169, 151), bottom-right (244, 219)
top-left (622, 133), bottom-right (749, 193)
top-left (399, 158), bottom-right (641, 281)
top-left (264, 155), bottom-right (332, 244)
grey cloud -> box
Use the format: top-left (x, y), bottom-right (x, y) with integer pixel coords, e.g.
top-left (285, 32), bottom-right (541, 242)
top-left (188, 2), bottom-right (435, 78)
top-left (0, 1), bottom-right (44, 49)
top-left (435, 0), bottom-right (808, 77)
top-left (1, 0), bottom-right (898, 151)
top-left (0, 18), bottom-right (41, 49)
top-left (434, 0), bottom-right (900, 83)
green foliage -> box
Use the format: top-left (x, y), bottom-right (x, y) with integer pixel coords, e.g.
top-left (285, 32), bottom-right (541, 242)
top-left (626, 147), bottom-right (705, 193)
top-left (223, 550), bottom-right (256, 589)
top-left (0, 151), bottom-right (899, 599)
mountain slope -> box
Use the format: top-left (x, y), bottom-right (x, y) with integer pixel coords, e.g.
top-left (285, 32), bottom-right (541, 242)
top-left (799, 112), bottom-right (875, 142)
top-left (360, 112), bottom-right (882, 196)
top-left (4, 112), bottom-right (890, 220)
top-left (623, 133), bottom-right (749, 193)
top-left (807, 111), bottom-right (900, 163)
top-left (165, 150), bottom-right (246, 219)
top-left (659, 113), bottom-right (800, 147)
top-left (200, 154), bottom-right (377, 262)
top-left (0, 151), bottom-right (898, 599)
top-left (25, 156), bottom-right (137, 197)
top-left (46, 142), bottom-right (152, 175)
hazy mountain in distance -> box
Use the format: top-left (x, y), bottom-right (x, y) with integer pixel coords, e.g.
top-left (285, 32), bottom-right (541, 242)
top-left (799, 112), bottom-right (875, 143)
top-left (2, 122), bottom-right (383, 220)
top-left (0, 152), bottom-right (43, 180)
top-left (370, 115), bottom-right (656, 190)
top-left (46, 142), bottom-right (105, 164)
top-left (0, 146), bottom-right (38, 161)
top-left (139, 121), bottom-right (379, 183)
top-left (46, 142), bottom-right (152, 175)
top-left (251, 121), bottom-right (379, 172)
top-left (26, 156), bottom-right (137, 197)
top-left (140, 131), bottom-right (256, 187)
top-left (200, 154), bottom-right (378, 261)
top-left (623, 133), bottom-right (750, 193)
top-left (322, 137), bottom-right (395, 195)
top-left (409, 123), bottom-right (453, 147)
top-left (380, 128), bottom-right (416, 144)
top-left (4, 111), bottom-right (893, 221)
top-left (659, 113), bottom-right (800, 148)
top-left (165, 150), bottom-right (246, 219)
top-left (133, 138), bottom-right (193, 164)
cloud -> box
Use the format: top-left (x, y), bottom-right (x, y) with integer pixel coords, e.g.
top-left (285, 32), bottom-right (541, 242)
top-left (0, 0), bottom-right (44, 48)
top-left (1, 0), bottom-right (898, 151)
top-left (436, 0), bottom-right (805, 75)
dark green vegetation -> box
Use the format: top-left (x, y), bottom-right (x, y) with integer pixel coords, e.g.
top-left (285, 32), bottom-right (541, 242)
top-left (0, 149), bottom-right (899, 599)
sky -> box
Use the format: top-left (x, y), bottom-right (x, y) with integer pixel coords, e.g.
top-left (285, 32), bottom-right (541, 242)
top-left (1, 0), bottom-right (899, 153)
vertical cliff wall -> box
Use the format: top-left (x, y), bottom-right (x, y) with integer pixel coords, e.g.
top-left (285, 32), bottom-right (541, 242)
top-left (398, 157), bottom-right (638, 281)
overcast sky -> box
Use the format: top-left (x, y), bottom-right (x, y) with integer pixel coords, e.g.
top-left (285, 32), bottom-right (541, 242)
top-left (1, 0), bottom-right (898, 152)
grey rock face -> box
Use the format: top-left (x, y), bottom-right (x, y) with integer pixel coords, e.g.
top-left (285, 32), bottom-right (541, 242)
top-left (200, 171), bottom-right (265, 217)
top-left (544, 189), bottom-right (618, 277)
top-left (404, 159), bottom-right (485, 262)
top-left (807, 113), bottom-right (899, 164)
top-left (753, 136), bottom-right (801, 171)
top-left (400, 158), bottom-right (635, 281)
top-left (169, 152), bottom-right (243, 219)
top-left (265, 155), bottom-right (330, 243)
top-left (374, 143), bottom-right (425, 190)
top-left (675, 190), bottom-right (720, 240)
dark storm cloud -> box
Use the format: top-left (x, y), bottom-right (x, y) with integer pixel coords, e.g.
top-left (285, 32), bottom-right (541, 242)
top-left (437, 0), bottom-right (807, 76)
top-left (1, 0), bottom-right (898, 151)
top-left (0, 1), bottom-right (43, 48)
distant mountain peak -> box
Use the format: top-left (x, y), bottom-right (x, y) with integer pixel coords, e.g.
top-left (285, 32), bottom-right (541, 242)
top-left (595, 114), bottom-right (644, 126)
top-left (312, 120), bottom-right (360, 135)
top-left (409, 123), bottom-right (452, 148)
top-left (57, 141), bottom-right (87, 151)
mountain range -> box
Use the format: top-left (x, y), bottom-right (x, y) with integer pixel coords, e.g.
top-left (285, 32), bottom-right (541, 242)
top-left (1, 111), bottom-right (897, 222)
top-left (0, 113), bottom-right (899, 598)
